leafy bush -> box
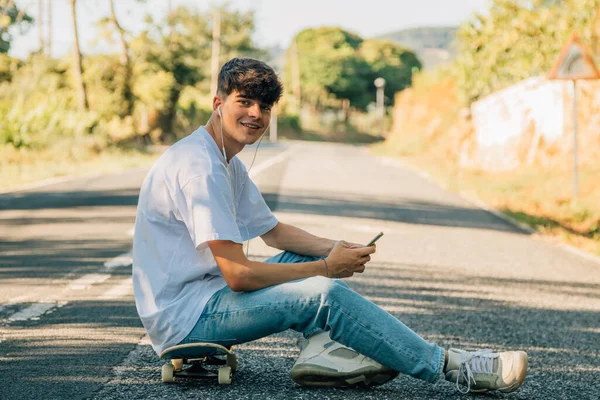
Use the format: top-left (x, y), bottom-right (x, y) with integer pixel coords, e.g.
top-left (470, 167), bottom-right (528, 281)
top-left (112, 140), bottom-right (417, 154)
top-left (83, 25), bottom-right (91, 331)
top-left (277, 113), bottom-right (302, 135)
top-left (0, 53), bottom-right (19, 81)
top-left (83, 55), bottom-right (131, 118)
top-left (174, 85), bottom-right (213, 138)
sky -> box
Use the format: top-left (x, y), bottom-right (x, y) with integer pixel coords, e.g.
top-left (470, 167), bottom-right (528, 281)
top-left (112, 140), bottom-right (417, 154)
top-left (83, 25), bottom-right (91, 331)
top-left (9, 0), bottom-right (491, 59)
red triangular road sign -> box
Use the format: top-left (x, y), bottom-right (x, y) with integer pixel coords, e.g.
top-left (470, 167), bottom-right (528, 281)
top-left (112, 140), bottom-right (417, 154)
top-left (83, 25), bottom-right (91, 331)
top-left (548, 33), bottom-right (600, 80)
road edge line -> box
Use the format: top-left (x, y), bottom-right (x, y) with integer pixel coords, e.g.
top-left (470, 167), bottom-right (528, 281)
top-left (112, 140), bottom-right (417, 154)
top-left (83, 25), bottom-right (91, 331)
top-left (375, 155), bottom-right (600, 267)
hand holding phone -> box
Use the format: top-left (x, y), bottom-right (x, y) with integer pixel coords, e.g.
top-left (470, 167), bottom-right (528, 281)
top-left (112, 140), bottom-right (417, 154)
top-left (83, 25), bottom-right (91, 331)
top-left (366, 232), bottom-right (384, 246)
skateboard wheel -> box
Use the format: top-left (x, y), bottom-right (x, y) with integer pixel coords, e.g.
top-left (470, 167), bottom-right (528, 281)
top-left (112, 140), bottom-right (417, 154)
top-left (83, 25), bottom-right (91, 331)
top-left (226, 353), bottom-right (237, 372)
top-left (171, 359), bottom-right (183, 371)
top-left (218, 366), bottom-right (232, 384)
top-left (161, 363), bottom-right (175, 383)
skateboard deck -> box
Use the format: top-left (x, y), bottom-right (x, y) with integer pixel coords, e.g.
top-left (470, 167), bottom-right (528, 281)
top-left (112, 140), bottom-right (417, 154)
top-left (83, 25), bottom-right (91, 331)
top-left (159, 342), bottom-right (237, 384)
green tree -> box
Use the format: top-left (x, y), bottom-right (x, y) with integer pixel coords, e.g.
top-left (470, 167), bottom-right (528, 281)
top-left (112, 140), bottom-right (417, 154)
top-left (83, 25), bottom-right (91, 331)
top-left (130, 5), bottom-right (260, 139)
top-left (358, 39), bottom-right (421, 108)
top-left (284, 27), bottom-right (421, 111)
top-left (109, 0), bottom-right (133, 115)
top-left (0, 52), bottom-right (18, 81)
top-left (0, 0), bottom-right (33, 53)
top-left (96, 0), bottom-right (147, 116)
top-left (285, 27), bottom-right (369, 108)
top-left (69, 0), bottom-right (88, 111)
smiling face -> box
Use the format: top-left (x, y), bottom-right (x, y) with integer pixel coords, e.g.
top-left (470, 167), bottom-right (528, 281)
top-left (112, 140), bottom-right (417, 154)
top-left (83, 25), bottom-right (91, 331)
top-left (207, 58), bottom-right (283, 159)
top-left (217, 90), bottom-right (272, 148)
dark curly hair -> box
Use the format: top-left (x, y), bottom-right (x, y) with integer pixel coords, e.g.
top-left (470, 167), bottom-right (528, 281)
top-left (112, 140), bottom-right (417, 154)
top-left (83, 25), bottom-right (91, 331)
top-left (217, 58), bottom-right (283, 106)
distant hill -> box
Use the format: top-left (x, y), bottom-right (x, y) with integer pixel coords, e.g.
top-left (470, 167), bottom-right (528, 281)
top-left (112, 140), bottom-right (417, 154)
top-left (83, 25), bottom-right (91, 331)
top-left (375, 26), bottom-right (459, 69)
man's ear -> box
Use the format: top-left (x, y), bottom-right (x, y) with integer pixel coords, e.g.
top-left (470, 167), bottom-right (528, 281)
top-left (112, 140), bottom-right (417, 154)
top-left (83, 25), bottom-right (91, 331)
top-left (212, 95), bottom-right (222, 111)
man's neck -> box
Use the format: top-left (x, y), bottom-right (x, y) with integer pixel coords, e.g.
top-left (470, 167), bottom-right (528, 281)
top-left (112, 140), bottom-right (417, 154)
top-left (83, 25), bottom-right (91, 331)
top-left (204, 117), bottom-right (243, 163)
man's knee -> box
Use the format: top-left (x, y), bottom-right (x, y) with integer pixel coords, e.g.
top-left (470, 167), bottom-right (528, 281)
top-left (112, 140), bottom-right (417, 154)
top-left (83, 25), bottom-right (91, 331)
top-left (299, 276), bottom-right (347, 299)
top-left (332, 278), bottom-right (349, 288)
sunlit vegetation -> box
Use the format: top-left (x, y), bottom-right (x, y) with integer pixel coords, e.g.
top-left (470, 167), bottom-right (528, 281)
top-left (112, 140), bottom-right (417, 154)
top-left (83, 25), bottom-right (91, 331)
top-left (379, 0), bottom-right (600, 255)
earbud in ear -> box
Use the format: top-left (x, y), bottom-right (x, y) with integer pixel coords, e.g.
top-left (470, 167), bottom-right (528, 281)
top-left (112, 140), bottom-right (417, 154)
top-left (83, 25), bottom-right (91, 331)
top-left (217, 105), bottom-right (222, 118)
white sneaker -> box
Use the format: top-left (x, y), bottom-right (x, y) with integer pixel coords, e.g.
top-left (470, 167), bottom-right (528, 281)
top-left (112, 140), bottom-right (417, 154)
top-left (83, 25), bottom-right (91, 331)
top-left (290, 331), bottom-right (399, 388)
top-left (444, 348), bottom-right (528, 393)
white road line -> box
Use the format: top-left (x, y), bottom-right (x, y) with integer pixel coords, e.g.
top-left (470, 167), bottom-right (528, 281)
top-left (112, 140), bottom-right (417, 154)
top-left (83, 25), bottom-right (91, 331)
top-left (376, 155), bottom-right (600, 266)
top-left (1, 148), bottom-right (291, 325)
top-left (99, 278), bottom-right (133, 300)
top-left (0, 295), bottom-right (37, 314)
top-left (248, 148), bottom-right (292, 178)
top-left (104, 251), bottom-right (133, 270)
top-left (67, 273), bottom-right (112, 290)
top-left (8, 301), bottom-right (67, 322)
top-left (3, 273), bottom-right (109, 322)
top-left (0, 175), bottom-right (89, 195)
top-left (99, 148), bottom-right (293, 380)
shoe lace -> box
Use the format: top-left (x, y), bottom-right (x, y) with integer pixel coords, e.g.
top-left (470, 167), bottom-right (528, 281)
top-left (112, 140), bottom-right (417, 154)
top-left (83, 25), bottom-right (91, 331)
top-left (456, 350), bottom-right (494, 394)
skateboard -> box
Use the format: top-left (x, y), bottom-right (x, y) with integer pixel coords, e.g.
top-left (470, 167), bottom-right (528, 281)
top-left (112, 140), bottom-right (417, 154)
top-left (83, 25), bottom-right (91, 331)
top-left (159, 342), bottom-right (238, 384)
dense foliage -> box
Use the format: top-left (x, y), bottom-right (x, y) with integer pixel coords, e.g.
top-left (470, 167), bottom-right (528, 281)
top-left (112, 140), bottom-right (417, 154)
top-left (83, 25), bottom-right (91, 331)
top-left (283, 27), bottom-right (421, 111)
top-left (2, 4), bottom-right (419, 152)
top-left (0, 0), bottom-right (33, 54)
top-left (0, 5), bottom-right (261, 149)
top-left (453, 0), bottom-right (600, 103)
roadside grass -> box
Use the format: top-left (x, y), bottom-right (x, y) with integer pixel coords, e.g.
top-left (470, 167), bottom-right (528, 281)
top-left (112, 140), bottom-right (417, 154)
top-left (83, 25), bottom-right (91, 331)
top-left (374, 69), bottom-right (600, 259)
top-left (0, 144), bottom-right (160, 192)
top-left (0, 121), bottom-right (380, 194)
top-left (372, 143), bottom-right (600, 257)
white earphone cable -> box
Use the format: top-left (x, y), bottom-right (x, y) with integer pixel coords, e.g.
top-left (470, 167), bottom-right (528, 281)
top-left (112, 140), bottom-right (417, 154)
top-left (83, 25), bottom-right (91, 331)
top-left (242, 133), bottom-right (265, 258)
top-left (217, 105), bottom-right (260, 258)
top-left (218, 106), bottom-right (227, 164)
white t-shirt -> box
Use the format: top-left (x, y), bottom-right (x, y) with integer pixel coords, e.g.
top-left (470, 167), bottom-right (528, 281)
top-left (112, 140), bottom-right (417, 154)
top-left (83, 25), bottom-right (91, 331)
top-left (132, 126), bottom-right (278, 354)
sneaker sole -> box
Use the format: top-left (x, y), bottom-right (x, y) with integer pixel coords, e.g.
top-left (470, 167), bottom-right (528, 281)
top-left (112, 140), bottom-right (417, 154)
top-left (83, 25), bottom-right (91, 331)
top-left (499, 351), bottom-right (528, 393)
top-left (291, 363), bottom-right (399, 388)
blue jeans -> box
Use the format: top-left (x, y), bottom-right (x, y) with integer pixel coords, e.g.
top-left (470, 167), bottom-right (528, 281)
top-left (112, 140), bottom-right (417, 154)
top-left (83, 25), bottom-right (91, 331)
top-left (180, 251), bottom-right (444, 383)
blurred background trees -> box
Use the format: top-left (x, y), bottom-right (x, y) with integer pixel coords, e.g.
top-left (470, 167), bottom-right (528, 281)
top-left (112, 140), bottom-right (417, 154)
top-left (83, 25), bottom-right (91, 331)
top-left (1, 1), bottom-right (419, 154)
top-left (3, 0), bottom-right (597, 155)
top-left (284, 27), bottom-right (421, 111)
top-left (0, 3), bottom-right (266, 151)
top-left (282, 26), bottom-right (420, 136)
top-left (283, 27), bottom-right (420, 112)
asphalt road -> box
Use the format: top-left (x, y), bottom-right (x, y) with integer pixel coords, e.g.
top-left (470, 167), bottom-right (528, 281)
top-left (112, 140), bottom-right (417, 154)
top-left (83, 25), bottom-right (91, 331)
top-left (1, 139), bottom-right (599, 400)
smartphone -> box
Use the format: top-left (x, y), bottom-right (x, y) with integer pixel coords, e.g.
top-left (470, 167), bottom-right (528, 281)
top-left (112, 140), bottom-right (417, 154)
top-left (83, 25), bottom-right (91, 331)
top-left (366, 232), bottom-right (384, 246)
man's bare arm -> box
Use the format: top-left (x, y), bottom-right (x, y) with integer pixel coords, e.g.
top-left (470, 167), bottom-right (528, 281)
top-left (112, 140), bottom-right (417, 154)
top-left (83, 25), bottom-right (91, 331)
top-left (208, 239), bottom-right (374, 292)
top-left (260, 222), bottom-right (336, 257)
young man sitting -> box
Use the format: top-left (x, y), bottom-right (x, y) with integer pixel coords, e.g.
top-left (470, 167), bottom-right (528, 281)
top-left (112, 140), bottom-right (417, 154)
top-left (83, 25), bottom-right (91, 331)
top-left (132, 57), bottom-right (528, 393)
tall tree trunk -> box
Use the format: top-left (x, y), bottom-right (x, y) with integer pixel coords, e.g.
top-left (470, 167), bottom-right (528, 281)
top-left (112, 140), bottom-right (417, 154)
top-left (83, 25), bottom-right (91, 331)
top-left (69, 0), bottom-right (88, 111)
top-left (109, 0), bottom-right (129, 67)
top-left (47, 0), bottom-right (52, 56)
top-left (109, 0), bottom-right (133, 115)
top-left (165, 86), bottom-right (181, 142)
top-left (38, 0), bottom-right (45, 54)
